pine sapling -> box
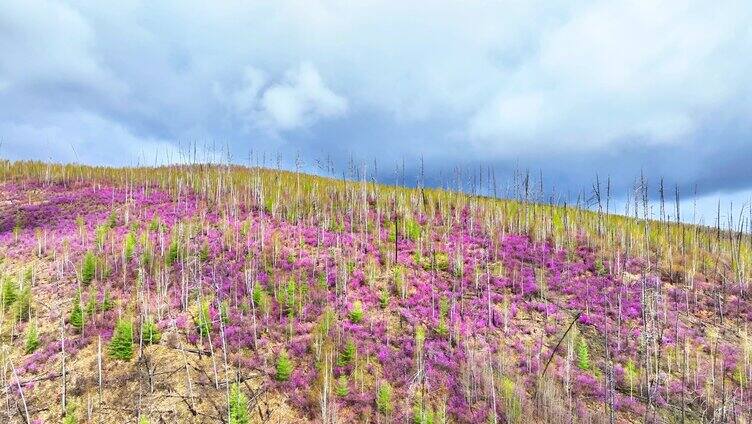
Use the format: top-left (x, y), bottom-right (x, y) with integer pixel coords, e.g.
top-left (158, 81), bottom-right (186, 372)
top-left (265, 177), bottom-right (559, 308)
top-left (500, 376), bottom-right (521, 423)
top-left (229, 382), bottom-right (251, 424)
top-left (275, 351), bottom-right (293, 381)
top-left (81, 251), bottom-right (96, 286)
top-left (14, 285), bottom-right (31, 322)
top-left (335, 375), bottom-right (349, 397)
top-left (141, 318), bottom-right (161, 345)
top-left (349, 300), bottom-right (364, 324)
top-left (196, 299), bottom-right (212, 337)
top-left (109, 318), bottom-right (134, 360)
top-left (337, 339), bottom-right (356, 367)
top-left (62, 401), bottom-right (78, 424)
top-left (1, 277), bottom-right (17, 310)
top-left (376, 380), bottom-right (394, 415)
top-left (101, 287), bottom-right (114, 312)
top-left (436, 296), bottom-right (449, 337)
top-left (69, 293), bottom-right (84, 332)
top-left (123, 232), bottom-right (136, 262)
top-left (379, 287), bottom-right (390, 309)
top-left (25, 320), bottom-right (40, 354)
top-left (166, 238), bottom-right (180, 266)
top-left (577, 337), bottom-right (590, 370)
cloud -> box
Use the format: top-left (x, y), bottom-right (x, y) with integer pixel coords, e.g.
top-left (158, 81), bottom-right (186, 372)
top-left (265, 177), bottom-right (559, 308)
top-left (0, 110), bottom-right (182, 166)
top-left (262, 63), bottom-right (348, 130)
top-left (0, 0), bottom-right (127, 101)
top-left (1, 0), bottom-right (751, 203)
top-left (467, 0), bottom-right (752, 154)
top-left (222, 62), bottom-right (349, 132)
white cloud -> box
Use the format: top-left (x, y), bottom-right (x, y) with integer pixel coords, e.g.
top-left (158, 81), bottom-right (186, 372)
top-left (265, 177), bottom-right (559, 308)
top-left (218, 62), bottom-right (348, 132)
top-left (0, 0), bottom-right (127, 98)
top-left (467, 0), bottom-right (752, 154)
top-left (261, 63), bottom-right (348, 130)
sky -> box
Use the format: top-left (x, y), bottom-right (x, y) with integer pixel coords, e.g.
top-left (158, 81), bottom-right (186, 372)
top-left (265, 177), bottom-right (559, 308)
top-left (1, 0), bottom-right (752, 225)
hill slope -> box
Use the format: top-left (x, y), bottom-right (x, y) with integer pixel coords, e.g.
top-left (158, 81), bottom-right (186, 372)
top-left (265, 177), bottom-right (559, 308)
top-left (1, 161), bottom-right (751, 423)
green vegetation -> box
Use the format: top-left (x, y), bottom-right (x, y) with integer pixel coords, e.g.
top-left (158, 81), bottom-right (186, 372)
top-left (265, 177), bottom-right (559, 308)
top-left (13, 285), bottom-right (31, 322)
top-left (141, 318), bottom-right (161, 345)
top-left (337, 339), bottom-right (356, 367)
top-left (229, 382), bottom-right (251, 424)
top-left (196, 299), bottom-right (212, 337)
top-left (81, 251), bottom-right (96, 285)
top-left (376, 380), bottom-right (394, 415)
top-left (275, 351), bottom-right (293, 381)
top-left (109, 318), bottom-right (134, 360)
top-left (500, 376), bottom-right (521, 423)
top-left (1, 277), bottom-right (17, 309)
top-left (69, 292), bottom-right (84, 332)
top-left (24, 320), bottom-right (39, 353)
top-left (349, 300), bottom-right (364, 323)
top-left (335, 375), bottom-right (349, 397)
top-left (576, 337), bottom-right (590, 370)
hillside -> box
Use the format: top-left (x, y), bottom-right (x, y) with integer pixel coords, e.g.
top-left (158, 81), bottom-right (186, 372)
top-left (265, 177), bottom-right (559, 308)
top-left (1, 160), bottom-right (751, 423)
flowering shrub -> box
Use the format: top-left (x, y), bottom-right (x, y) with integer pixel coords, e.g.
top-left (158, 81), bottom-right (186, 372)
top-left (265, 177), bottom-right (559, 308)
top-left (1, 168), bottom-right (750, 422)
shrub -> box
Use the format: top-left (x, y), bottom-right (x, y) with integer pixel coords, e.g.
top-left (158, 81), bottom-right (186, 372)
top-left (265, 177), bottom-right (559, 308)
top-left (196, 300), bottom-right (212, 337)
top-left (25, 320), bottom-right (40, 353)
top-left (109, 318), bottom-right (134, 360)
top-left (376, 381), bottom-right (394, 415)
top-left (335, 375), bottom-right (349, 397)
top-left (624, 359), bottom-right (639, 393)
top-left (405, 218), bottom-right (422, 241)
top-left (337, 339), bottom-right (356, 366)
top-left (100, 287), bottom-right (114, 312)
top-left (95, 225), bottom-right (109, 250)
top-left (13, 285), bottom-right (31, 322)
top-left (62, 401), bottom-right (77, 424)
top-left (81, 252), bottom-right (96, 286)
top-left (229, 382), bottom-right (250, 424)
top-left (220, 300), bottom-right (230, 325)
top-left (500, 376), bottom-right (521, 423)
top-left (434, 252), bottom-right (450, 272)
top-left (69, 293), bottom-right (84, 332)
top-left (141, 318), bottom-right (161, 345)
top-left (436, 296), bottom-right (449, 337)
top-left (123, 232), bottom-right (136, 262)
top-left (1, 277), bottom-right (17, 310)
top-left (379, 288), bottom-right (390, 308)
top-left (349, 300), bottom-right (364, 324)
top-left (576, 337), bottom-right (590, 370)
top-left (275, 351), bottom-right (293, 381)
top-left (594, 258), bottom-right (607, 276)
top-left (165, 238), bottom-right (180, 266)
top-left (413, 400), bottom-right (435, 424)
top-left (199, 242), bottom-right (209, 262)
